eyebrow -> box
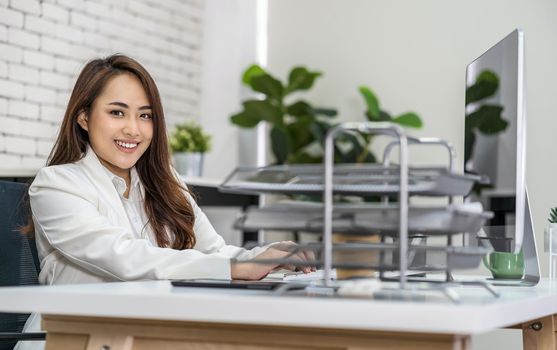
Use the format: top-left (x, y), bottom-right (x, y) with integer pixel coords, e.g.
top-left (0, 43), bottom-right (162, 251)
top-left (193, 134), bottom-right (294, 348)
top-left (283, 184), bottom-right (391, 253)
top-left (108, 101), bottom-right (152, 110)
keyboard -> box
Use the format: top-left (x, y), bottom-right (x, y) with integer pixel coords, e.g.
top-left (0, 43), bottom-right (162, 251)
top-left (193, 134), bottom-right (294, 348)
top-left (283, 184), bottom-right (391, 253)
top-left (282, 269), bottom-right (337, 281)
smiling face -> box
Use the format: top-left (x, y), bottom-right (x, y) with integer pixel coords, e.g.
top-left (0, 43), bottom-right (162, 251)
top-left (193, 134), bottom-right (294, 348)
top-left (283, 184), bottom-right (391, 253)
top-left (77, 73), bottom-right (154, 181)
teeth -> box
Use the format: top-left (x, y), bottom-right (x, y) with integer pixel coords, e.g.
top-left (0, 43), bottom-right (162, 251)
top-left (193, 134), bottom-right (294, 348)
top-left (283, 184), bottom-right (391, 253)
top-left (115, 140), bottom-right (138, 149)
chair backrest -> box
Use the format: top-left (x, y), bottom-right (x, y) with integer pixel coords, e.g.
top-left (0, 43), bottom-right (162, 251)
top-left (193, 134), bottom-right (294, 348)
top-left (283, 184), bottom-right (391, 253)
top-left (0, 180), bottom-right (39, 350)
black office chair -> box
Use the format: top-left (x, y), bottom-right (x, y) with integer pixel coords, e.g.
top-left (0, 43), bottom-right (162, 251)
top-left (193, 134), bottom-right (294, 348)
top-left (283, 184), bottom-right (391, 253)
top-left (0, 181), bottom-right (46, 350)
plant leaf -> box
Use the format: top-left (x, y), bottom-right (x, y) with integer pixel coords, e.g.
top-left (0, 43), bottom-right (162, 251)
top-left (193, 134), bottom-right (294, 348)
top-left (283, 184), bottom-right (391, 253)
top-left (286, 116), bottom-right (314, 149)
top-left (391, 112), bottom-right (423, 128)
top-left (242, 64), bottom-right (266, 85)
top-left (359, 86), bottom-right (380, 120)
top-left (550, 207), bottom-right (557, 223)
top-left (230, 111), bottom-right (260, 128)
top-left (336, 132), bottom-right (364, 163)
top-left (250, 73), bottom-right (284, 101)
top-left (466, 70), bottom-right (499, 105)
top-left (309, 120), bottom-right (332, 145)
top-left (288, 151), bottom-right (322, 164)
top-left (243, 100), bottom-right (283, 126)
top-left (286, 67), bottom-right (322, 94)
top-left (287, 100), bottom-right (313, 117)
top-left (313, 108), bottom-right (337, 117)
top-left (467, 105), bottom-right (508, 134)
top-left (270, 126), bottom-right (291, 164)
top-left (287, 101), bottom-right (338, 119)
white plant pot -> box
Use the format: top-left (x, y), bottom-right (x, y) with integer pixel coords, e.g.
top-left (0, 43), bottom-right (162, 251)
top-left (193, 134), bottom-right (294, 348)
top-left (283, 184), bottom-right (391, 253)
top-left (174, 152), bottom-right (204, 177)
top-left (544, 223), bottom-right (557, 253)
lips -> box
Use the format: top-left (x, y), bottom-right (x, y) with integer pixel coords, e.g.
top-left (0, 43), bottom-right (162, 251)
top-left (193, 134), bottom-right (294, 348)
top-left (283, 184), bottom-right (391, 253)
top-left (114, 140), bottom-right (140, 153)
top-left (115, 140), bottom-right (139, 149)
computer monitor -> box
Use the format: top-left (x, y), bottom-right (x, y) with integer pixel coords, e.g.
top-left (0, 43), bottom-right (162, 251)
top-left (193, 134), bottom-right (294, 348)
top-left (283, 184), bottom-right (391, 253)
top-left (464, 29), bottom-right (526, 254)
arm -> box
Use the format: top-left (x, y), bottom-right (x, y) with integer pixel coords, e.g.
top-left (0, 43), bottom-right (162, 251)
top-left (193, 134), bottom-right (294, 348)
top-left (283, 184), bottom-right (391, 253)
top-left (171, 170), bottom-right (269, 260)
top-left (30, 167), bottom-right (232, 281)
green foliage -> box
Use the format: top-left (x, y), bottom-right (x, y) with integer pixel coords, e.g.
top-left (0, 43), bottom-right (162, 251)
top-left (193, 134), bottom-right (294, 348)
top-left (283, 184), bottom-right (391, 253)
top-left (231, 64), bottom-right (339, 165)
top-left (169, 121), bottom-right (211, 153)
top-left (464, 70), bottom-right (509, 164)
top-left (465, 70), bottom-right (499, 105)
top-left (356, 86), bottom-right (423, 161)
top-left (231, 64), bottom-right (425, 165)
top-left (359, 86), bottom-right (423, 128)
top-left (549, 207), bottom-right (557, 224)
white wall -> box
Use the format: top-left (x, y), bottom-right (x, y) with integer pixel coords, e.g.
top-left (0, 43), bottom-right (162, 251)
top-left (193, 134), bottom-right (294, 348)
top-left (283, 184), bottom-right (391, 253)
top-left (200, 0), bottom-right (261, 179)
top-left (266, 1), bottom-right (557, 348)
top-left (266, 0), bottom-right (557, 266)
top-left (0, 0), bottom-right (204, 174)
top-left (198, 0), bottom-right (261, 245)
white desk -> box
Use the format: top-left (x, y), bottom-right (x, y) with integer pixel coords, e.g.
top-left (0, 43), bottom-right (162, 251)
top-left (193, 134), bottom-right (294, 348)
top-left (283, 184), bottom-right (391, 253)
top-left (1, 280), bottom-right (557, 350)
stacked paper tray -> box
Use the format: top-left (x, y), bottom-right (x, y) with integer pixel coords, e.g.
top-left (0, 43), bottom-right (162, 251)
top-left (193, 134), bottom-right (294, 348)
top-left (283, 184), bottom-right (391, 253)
top-left (235, 242), bottom-right (490, 272)
top-left (220, 164), bottom-right (481, 196)
top-left (233, 201), bottom-right (492, 235)
top-left (331, 244), bottom-right (490, 271)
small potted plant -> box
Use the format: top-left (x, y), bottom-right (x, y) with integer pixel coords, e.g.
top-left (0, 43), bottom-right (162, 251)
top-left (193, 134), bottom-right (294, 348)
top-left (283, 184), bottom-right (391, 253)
top-left (547, 207), bottom-right (557, 278)
top-left (549, 207), bottom-right (557, 225)
top-left (169, 121), bottom-right (211, 177)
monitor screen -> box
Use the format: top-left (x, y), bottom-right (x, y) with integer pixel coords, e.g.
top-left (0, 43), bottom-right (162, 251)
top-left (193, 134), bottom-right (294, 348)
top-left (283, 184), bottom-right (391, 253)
top-left (464, 29), bottom-right (526, 253)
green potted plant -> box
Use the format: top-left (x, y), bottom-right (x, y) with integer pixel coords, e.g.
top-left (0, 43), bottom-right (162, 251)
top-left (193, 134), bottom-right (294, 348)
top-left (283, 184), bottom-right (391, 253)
top-left (355, 85), bottom-right (423, 162)
top-left (549, 207), bottom-right (557, 225)
top-left (169, 121), bottom-right (212, 177)
top-left (547, 207), bottom-right (557, 275)
top-left (230, 64), bottom-right (337, 165)
top-left (230, 64), bottom-right (424, 165)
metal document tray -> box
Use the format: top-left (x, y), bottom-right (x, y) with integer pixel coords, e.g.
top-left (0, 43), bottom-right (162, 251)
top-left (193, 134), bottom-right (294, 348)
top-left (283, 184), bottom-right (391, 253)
top-left (234, 201), bottom-right (492, 235)
top-left (220, 164), bottom-right (481, 196)
top-left (330, 244), bottom-right (490, 271)
top-left (236, 243), bottom-right (489, 272)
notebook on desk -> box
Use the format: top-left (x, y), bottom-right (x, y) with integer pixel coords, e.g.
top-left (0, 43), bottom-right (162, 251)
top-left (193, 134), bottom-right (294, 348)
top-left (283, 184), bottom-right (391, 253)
top-left (171, 279), bottom-right (290, 291)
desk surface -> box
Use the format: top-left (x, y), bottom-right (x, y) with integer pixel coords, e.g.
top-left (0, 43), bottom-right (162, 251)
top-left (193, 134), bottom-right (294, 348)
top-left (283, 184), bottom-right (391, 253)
top-left (1, 279), bottom-right (557, 335)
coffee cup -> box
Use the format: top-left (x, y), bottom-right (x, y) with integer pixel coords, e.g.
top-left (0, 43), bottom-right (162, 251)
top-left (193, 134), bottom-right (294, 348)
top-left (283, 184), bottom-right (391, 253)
top-left (483, 250), bottom-right (524, 279)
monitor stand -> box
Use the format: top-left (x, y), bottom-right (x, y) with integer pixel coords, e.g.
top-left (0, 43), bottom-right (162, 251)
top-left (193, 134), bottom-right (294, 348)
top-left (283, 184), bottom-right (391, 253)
top-left (487, 189), bottom-right (540, 286)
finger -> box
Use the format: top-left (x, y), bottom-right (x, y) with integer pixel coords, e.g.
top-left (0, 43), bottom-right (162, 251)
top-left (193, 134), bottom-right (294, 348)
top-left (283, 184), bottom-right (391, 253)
top-left (307, 250), bottom-right (317, 271)
top-left (292, 253), bottom-right (312, 273)
top-left (301, 248), bottom-right (315, 264)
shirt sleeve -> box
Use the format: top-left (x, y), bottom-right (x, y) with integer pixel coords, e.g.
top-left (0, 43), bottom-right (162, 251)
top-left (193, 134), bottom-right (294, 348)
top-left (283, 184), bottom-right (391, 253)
top-left (175, 172), bottom-right (270, 261)
top-left (30, 167), bottom-right (233, 281)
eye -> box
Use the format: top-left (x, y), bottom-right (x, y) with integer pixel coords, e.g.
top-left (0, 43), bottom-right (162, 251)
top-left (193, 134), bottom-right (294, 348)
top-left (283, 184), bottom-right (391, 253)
top-left (110, 110), bottom-right (124, 117)
top-left (140, 113), bottom-right (153, 120)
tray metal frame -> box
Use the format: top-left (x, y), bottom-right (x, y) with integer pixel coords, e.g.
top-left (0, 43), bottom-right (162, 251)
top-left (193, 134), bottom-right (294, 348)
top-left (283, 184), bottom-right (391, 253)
top-left (222, 121), bottom-right (497, 301)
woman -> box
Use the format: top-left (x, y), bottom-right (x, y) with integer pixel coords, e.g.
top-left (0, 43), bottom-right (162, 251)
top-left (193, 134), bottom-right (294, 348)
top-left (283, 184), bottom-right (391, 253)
top-left (17, 55), bottom-right (312, 350)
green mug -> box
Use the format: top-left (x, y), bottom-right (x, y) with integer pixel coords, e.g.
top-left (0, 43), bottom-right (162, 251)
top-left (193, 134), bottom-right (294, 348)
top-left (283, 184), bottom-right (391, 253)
top-left (483, 250), bottom-right (524, 279)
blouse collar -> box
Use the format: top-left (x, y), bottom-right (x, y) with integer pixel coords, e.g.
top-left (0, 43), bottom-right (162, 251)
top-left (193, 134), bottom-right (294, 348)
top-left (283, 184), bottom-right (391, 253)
top-left (82, 144), bottom-right (141, 198)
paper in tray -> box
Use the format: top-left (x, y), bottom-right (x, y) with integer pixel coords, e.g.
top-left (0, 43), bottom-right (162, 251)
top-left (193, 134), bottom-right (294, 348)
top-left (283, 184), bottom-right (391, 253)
top-left (220, 164), bottom-right (481, 197)
top-left (234, 201), bottom-right (492, 235)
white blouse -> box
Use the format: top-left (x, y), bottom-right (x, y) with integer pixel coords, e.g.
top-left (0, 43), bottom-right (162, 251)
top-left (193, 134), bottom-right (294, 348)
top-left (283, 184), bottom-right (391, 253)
top-left (29, 145), bottom-right (267, 286)
top-left (17, 147), bottom-right (268, 350)
top-left (106, 166), bottom-right (154, 242)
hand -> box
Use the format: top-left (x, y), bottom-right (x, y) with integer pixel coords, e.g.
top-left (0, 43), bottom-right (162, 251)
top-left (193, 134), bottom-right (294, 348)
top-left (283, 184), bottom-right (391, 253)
top-left (270, 241), bottom-right (317, 273)
top-left (231, 241), bottom-right (316, 281)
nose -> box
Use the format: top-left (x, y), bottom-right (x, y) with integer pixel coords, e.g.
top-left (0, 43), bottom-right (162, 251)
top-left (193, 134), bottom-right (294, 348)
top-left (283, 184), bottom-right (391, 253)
top-left (123, 116), bottom-right (140, 137)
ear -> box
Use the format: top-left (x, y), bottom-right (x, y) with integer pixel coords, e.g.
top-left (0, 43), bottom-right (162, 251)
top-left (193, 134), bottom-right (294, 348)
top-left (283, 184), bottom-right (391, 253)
top-left (76, 112), bottom-right (89, 132)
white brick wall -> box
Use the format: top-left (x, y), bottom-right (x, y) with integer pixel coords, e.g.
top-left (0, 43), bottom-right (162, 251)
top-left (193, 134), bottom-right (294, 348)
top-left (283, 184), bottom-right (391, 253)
top-left (0, 0), bottom-right (205, 173)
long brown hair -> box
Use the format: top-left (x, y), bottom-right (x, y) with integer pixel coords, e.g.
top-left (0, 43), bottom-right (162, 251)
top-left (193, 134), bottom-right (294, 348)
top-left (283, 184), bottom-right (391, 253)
top-left (24, 54), bottom-right (196, 249)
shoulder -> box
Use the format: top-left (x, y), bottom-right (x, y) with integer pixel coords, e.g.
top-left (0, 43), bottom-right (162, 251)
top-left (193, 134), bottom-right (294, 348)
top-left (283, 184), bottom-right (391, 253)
top-left (30, 162), bottom-right (91, 193)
